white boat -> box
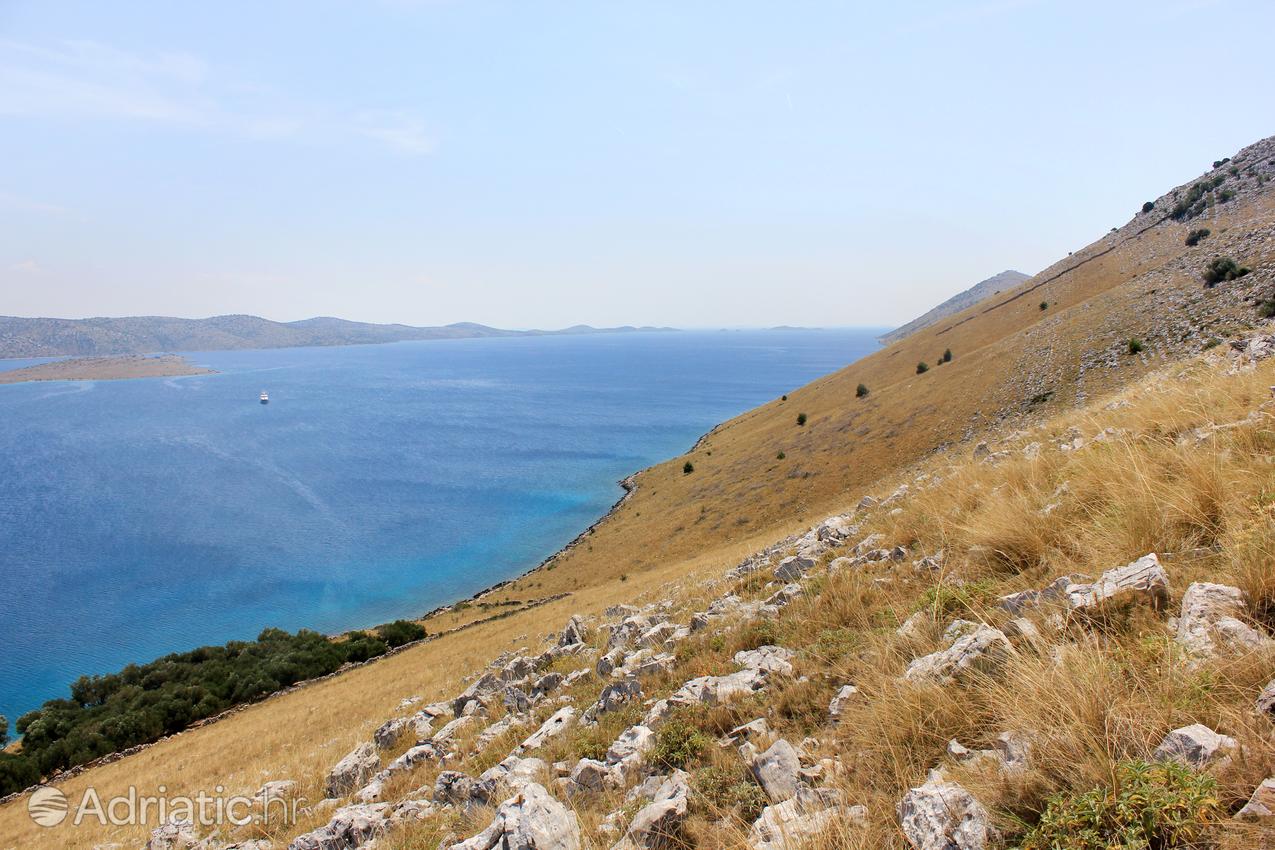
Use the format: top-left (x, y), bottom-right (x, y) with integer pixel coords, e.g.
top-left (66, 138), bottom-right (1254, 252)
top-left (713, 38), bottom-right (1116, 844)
top-left (260, 391), bottom-right (269, 404)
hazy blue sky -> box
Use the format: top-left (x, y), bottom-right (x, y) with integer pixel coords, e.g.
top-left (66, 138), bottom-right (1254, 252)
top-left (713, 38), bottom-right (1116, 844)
top-left (2, 1), bottom-right (1273, 328)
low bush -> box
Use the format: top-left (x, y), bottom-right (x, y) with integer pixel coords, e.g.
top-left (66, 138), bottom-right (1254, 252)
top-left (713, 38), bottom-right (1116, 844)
top-left (693, 764), bottom-right (768, 821)
top-left (1128, 338), bottom-right (1144, 355)
top-left (796, 413), bottom-right (807, 426)
top-left (942, 348), bottom-right (952, 363)
top-left (1260, 301), bottom-right (1275, 319)
top-left (1020, 760), bottom-right (1222, 850)
top-left (856, 383), bottom-right (869, 398)
top-left (916, 362), bottom-right (929, 374)
top-left (1039, 301), bottom-right (1049, 310)
top-left (1184, 228), bottom-right (1210, 247)
top-left (1202, 257), bottom-right (1251, 287)
top-left (650, 717), bottom-right (711, 770)
top-left (683, 461), bottom-right (695, 474)
top-left (376, 619), bottom-right (426, 648)
top-left (1141, 201), bottom-right (1155, 213)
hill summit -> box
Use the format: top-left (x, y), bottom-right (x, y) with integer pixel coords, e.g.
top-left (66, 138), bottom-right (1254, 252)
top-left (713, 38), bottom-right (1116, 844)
top-left (878, 270), bottom-right (1031, 345)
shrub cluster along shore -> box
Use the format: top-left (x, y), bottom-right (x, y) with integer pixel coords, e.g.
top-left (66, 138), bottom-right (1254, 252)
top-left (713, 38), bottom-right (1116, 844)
top-left (0, 621), bottom-right (425, 794)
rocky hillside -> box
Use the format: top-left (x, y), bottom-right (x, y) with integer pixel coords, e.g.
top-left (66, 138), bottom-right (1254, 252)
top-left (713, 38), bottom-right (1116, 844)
top-left (2, 136), bottom-right (1274, 850)
top-left (48, 332), bottom-right (1275, 850)
top-left (0, 315), bottom-right (676, 358)
top-left (877, 270), bottom-right (1031, 345)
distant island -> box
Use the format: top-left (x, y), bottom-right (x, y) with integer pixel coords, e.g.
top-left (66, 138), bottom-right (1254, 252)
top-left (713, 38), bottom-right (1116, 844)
top-left (0, 315), bottom-right (679, 359)
top-left (0, 354), bottom-right (215, 384)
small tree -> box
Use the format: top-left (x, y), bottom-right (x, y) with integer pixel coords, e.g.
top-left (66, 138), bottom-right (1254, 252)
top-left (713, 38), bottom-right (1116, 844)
top-left (682, 461), bottom-right (694, 474)
top-left (1039, 301), bottom-right (1048, 310)
top-left (376, 619), bottom-right (426, 648)
top-left (1203, 256), bottom-right (1251, 287)
top-left (1184, 228), bottom-right (1211, 247)
top-left (795, 413), bottom-right (807, 426)
top-left (776, 451), bottom-right (785, 460)
top-left (942, 348), bottom-right (952, 363)
top-left (855, 383), bottom-right (869, 398)
top-left (1127, 338), bottom-right (1144, 355)
top-left (916, 361), bottom-right (929, 374)
top-left (0, 714), bottom-right (7, 747)
top-left (1141, 201), bottom-right (1154, 213)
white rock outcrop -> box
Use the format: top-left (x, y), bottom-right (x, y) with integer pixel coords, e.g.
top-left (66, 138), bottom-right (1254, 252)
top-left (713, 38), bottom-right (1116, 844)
top-left (449, 783), bottom-right (581, 850)
top-left (324, 742), bottom-right (379, 799)
top-left (1175, 582), bottom-right (1273, 659)
top-left (898, 778), bottom-right (992, 850)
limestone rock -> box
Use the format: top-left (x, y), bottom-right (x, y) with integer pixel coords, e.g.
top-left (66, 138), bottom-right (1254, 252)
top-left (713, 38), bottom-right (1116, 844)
top-left (289, 803), bottom-right (388, 850)
top-left (1175, 582), bottom-right (1273, 659)
top-left (1065, 554), bottom-right (1169, 612)
top-left (828, 685), bottom-right (858, 719)
top-left (670, 667), bottom-right (768, 706)
top-left (749, 786), bottom-right (864, 850)
top-left (558, 616), bottom-right (588, 648)
top-left (898, 778), bottom-right (992, 850)
top-left (373, 716), bottom-right (413, 751)
top-left (516, 707), bottom-right (578, 754)
top-left (1153, 724), bottom-right (1237, 769)
top-left (734, 645), bottom-right (796, 675)
top-left (1258, 678), bottom-right (1275, 715)
top-left (1237, 778), bottom-right (1275, 820)
top-left (606, 725), bottom-right (655, 764)
top-left (775, 555), bottom-right (816, 581)
top-left (324, 743), bottom-right (379, 799)
top-left (449, 783), bottom-right (581, 850)
top-left (146, 820), bottom-right (198, 850)
top-left (904, 626), bottom-right (1013, 686)
top-left (748, 739), bottom-right (803, 802)
top-left (584, 679), bottom-right (643, 723)
top-left (612, 771), bottom-right (690, 849)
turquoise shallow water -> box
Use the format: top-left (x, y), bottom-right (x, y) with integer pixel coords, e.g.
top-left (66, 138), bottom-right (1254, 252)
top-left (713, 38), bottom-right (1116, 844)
top-left (0, 329), bottom-right (881, 720)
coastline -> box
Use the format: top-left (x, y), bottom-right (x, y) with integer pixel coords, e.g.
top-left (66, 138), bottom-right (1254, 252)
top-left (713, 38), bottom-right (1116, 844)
top-left (0, 354), bottom-right (214, 384)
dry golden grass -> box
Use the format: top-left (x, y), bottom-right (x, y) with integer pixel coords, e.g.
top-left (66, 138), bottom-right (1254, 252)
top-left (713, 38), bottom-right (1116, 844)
top-left (7, 338), bottom-right (1275, 849)
top-left (4, 154), bottom-right (1275, 849)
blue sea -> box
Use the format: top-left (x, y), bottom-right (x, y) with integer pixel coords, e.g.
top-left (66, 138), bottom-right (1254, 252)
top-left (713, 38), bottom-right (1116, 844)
top-left (0, 329), bottom-right (881, 721)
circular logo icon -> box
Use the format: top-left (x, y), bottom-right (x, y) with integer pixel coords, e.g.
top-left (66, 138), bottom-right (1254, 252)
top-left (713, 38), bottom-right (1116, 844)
top-left (28, 785), bottom-right (68, 827)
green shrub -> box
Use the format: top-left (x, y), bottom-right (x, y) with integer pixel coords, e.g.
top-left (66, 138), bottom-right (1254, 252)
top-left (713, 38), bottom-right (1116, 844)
top-left (0, 714), bottom-right (7, 747)
top-left (1202, 256), bottom-right (1251, 287)
top-left (1260, 301), bottom-right (1275, 319)
top-left (1171, 176), bottom-right (1225, 220)
top-left (856, 383), bottom-right (869, 398)
top-left (0, 752), bottom-right (39, 796)
top-left (1020, 760), bottom-right (1221, 850)
top-left (796, 413), bottom-right (807, 426)
top-left (343, 631), bottom-right (390, 662)
top-left (694, 765), bottom-right (768, 821)
top-left (1141, 201), bottom-right (1154, 213)
top-left (1202, 337), bottom-right (1222, 350)
top-left (683, 461), bottom-right (694, 474)
top-left (942, 348), bottom-right (952, 363)
top-left (916, 361), bottom-right (929, 374)
top-left (1213, 157), bottom-right (1230, 168)
top-left (14, 627), bottom-right (354, 779)
top-left (1184, 228), bottom-right (1210, 247)
top-left (1039, 301), bottom-right (1049, 310)
top-left (776, 451), bottom-right (785, 460)
top-left (376, 619), bottom-right (426, 648)
top-left (651, 718), bottom-right (711, 770)
top-left (1128, 338), bottom-right (1144, 355)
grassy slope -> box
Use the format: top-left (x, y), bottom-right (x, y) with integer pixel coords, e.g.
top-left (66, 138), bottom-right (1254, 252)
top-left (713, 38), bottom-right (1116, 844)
top-left (2, 140), bottom-right (1273, 848)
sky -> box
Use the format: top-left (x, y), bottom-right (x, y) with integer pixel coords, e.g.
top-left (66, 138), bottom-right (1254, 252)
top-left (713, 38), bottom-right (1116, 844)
top-left (1, 1), bottom-right (1273, 329)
